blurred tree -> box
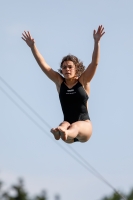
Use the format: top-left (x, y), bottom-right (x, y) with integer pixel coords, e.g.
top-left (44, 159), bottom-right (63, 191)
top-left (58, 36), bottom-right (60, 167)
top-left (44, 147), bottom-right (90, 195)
top-left (34, 190), bottom-right (47, 200)
top-left (0, 180), bottom-right (10, 200)
top-left (126, 188), bottom-right (133, 200)
top-left (101, 190), bottom-right (133, 200)
top-left (10, 178), bottom-right (28, 200)
top-left (0, 178), bottom-right (48, 200)
top-left (1, 178), bottom-right (133, 200)
top-left (102, 192), bottom-right (122, 200)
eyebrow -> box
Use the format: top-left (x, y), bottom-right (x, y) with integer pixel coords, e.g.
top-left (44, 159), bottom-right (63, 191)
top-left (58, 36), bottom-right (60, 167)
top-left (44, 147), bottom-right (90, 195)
top-left (62, 64), bottom-right (73, 67)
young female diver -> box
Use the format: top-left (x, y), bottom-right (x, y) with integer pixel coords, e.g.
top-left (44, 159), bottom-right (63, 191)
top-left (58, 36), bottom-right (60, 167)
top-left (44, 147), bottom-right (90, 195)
top-left (22, 25), bottom-right (105, 144)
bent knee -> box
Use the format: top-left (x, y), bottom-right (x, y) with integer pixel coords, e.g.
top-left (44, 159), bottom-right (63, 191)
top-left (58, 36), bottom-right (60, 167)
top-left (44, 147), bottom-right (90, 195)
top-left (60, 121), bottom-right (70, 126)
top-left (68, 123), bottom-right (78, 130)
top-left (77, 132), bottom-right (92, 143)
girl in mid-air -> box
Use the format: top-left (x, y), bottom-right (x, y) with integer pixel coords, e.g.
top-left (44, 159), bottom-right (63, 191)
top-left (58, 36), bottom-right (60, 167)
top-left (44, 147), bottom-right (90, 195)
top-left (22, 25), bottom-right (105, 144)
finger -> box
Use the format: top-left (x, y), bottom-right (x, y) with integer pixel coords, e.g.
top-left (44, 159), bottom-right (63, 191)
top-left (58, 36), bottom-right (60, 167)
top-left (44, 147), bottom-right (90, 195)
top-left (24, 31), bottom-right (29, 37)
top-left (93, 30), bottom-right (96, 35)
top-left (99, 26), bottom-right (105, 35)
top-left (101, 32), bottom-right (105, 37)
top-left (22, 33), bottom-right (27, 40)
top-left (21, 37), bottom-right (26, 42)
top-left (100, 26), bottom-right (104, 33)
top-left (98, 25), bottom-right (102, 30)
top-left (98, 25), bottom-right (102, 31)
top-left (28, 31), bottom-right (32, 38)
top-left (101, 27), bottom-right (104, 32)
top-left (27, 31), bottom-right (32, 39)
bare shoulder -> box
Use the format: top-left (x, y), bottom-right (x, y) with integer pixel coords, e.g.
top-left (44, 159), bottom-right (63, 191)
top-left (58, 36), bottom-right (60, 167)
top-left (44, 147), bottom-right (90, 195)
top-left (79, 75), bottom-right (90, 96)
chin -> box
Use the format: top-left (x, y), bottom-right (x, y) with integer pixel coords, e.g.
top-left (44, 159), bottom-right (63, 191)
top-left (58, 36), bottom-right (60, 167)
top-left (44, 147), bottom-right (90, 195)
top-left (64, 74), bottom-right (71, 78)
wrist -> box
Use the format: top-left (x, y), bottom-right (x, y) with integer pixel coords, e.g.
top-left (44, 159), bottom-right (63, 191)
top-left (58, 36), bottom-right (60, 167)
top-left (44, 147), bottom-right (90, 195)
top-left (94, 39), bottom-right (100, 44)
top-left (30, 43), bottom-right (35, 50)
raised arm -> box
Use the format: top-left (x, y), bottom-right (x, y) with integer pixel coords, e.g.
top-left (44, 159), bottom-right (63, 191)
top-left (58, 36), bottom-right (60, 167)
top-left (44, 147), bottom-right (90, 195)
top-left (22, 31), bottom-right (61, 84)
top-left (82, 25), bottom-right (105, 83)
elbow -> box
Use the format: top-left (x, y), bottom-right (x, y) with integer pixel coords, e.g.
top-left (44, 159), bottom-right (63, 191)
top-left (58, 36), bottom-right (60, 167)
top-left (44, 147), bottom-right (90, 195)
top-left (91, 61), bottom-right (98, 67)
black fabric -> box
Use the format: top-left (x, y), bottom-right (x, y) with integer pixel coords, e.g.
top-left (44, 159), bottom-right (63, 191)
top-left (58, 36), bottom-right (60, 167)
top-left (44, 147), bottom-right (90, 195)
top-left (74, 138), bottom-right (79, 142)
top-left (59, 81), bottom-right (90, 123)
top-left (59, 80), bottom-right (90, 142)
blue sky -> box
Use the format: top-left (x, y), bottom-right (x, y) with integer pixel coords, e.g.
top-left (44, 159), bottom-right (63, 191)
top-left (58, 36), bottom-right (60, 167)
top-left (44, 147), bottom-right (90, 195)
top-left (0, 0), bottom-right (133, 200)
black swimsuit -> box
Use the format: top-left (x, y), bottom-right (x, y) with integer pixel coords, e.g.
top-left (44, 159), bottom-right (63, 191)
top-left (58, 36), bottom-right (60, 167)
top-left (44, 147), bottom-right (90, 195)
top-left (59, 80), bottom-right (90, 141)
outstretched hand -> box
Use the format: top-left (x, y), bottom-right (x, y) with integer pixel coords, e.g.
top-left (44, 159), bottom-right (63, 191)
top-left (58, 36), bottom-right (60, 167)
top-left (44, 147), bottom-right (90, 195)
top-left (22, 31), bottom-right (35, 48)
top-left (93, 25), bottom-right (105, 42)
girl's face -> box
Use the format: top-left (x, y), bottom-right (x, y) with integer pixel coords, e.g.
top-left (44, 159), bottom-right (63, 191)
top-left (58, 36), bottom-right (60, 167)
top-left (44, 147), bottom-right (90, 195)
top-left (61, 61), bottom-right (76, 79)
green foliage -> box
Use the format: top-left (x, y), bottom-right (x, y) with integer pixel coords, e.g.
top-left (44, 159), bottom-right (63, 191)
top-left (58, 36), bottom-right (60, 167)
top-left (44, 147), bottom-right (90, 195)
top-left (34, 190), bottom-right (47, 200)
top-left (126, 189), bottom-right (133, 200)
top-left (101, 190), bottom-right (133, 200)
top-left (0, 178), bottom-right (47, 200)
top-left (1, 178), bottom-right (133, 200)
top-left (11, 178), bottom-right (28, 200)
top-left (102, 192), bottom-right (122, 200)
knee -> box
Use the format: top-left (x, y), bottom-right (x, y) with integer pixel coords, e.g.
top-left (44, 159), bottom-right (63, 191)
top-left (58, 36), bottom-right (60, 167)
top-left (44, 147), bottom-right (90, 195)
top-left (60, 121), bottom-right (70, 127)
top-left (77, 132), bottom-right (92, 143)
top-left (68, 123), bottom-right (78, 130)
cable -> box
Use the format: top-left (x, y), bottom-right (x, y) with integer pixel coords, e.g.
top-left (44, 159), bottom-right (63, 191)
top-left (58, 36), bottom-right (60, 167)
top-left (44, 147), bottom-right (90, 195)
top-left (0, 86), bottom-right (107, 176)
top-left (0, 76), bottom-right (51, 129)
top-left (0, 77), bottom-right (127, 200)
top-left (0, 77), bottom-right (126, 200)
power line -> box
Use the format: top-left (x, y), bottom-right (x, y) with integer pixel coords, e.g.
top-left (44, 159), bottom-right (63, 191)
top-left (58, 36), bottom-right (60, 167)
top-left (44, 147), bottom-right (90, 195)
top-left (0, 76), bottom-right (127, 200)
top-left (0, 85), bottom-right (107, 177)
top-left (0, 76), bottom-right (51, 129)
top-left (0, 86), bottom-right (99, 172)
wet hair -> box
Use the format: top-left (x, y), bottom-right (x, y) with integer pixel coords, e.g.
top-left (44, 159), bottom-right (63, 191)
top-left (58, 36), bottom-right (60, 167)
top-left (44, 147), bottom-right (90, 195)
top-left (58, 54), bottom-right (86, 77)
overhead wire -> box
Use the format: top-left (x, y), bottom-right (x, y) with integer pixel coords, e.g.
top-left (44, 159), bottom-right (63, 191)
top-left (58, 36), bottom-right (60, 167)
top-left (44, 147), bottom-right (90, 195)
top-left (0, 76), bottom-right (126, 200)
top-left (0, 85), bottom-right (106, 177)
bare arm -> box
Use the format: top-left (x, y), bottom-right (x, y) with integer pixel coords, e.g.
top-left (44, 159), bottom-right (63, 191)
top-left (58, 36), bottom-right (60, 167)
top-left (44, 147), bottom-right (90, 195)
top-left (82, 25), bottom-right (105, 83)
top-left (22, 31), bottom-right (61, 84)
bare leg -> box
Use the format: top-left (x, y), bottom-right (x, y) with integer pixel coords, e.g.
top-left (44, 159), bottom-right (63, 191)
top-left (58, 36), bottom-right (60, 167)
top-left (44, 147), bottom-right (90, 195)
top-left (58, 120), bottom-right (92, 143)
top-left (50, 121), bottom-right (70, 140)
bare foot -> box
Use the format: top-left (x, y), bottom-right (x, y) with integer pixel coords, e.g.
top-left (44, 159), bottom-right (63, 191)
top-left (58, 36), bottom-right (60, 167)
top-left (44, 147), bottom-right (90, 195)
top-left (50, 128), bottom-right (60, 140)
top-left (57, 126), bottom-right (67, 141)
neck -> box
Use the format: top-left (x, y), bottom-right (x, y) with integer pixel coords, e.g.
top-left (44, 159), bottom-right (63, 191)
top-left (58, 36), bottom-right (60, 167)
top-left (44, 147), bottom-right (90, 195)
top-left (64, 77), bottom-right (78, 85)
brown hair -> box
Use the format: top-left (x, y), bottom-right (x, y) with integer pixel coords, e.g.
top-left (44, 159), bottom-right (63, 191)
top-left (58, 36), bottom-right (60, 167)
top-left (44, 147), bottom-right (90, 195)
top-left (58, 54), bottom-right (85, 77)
